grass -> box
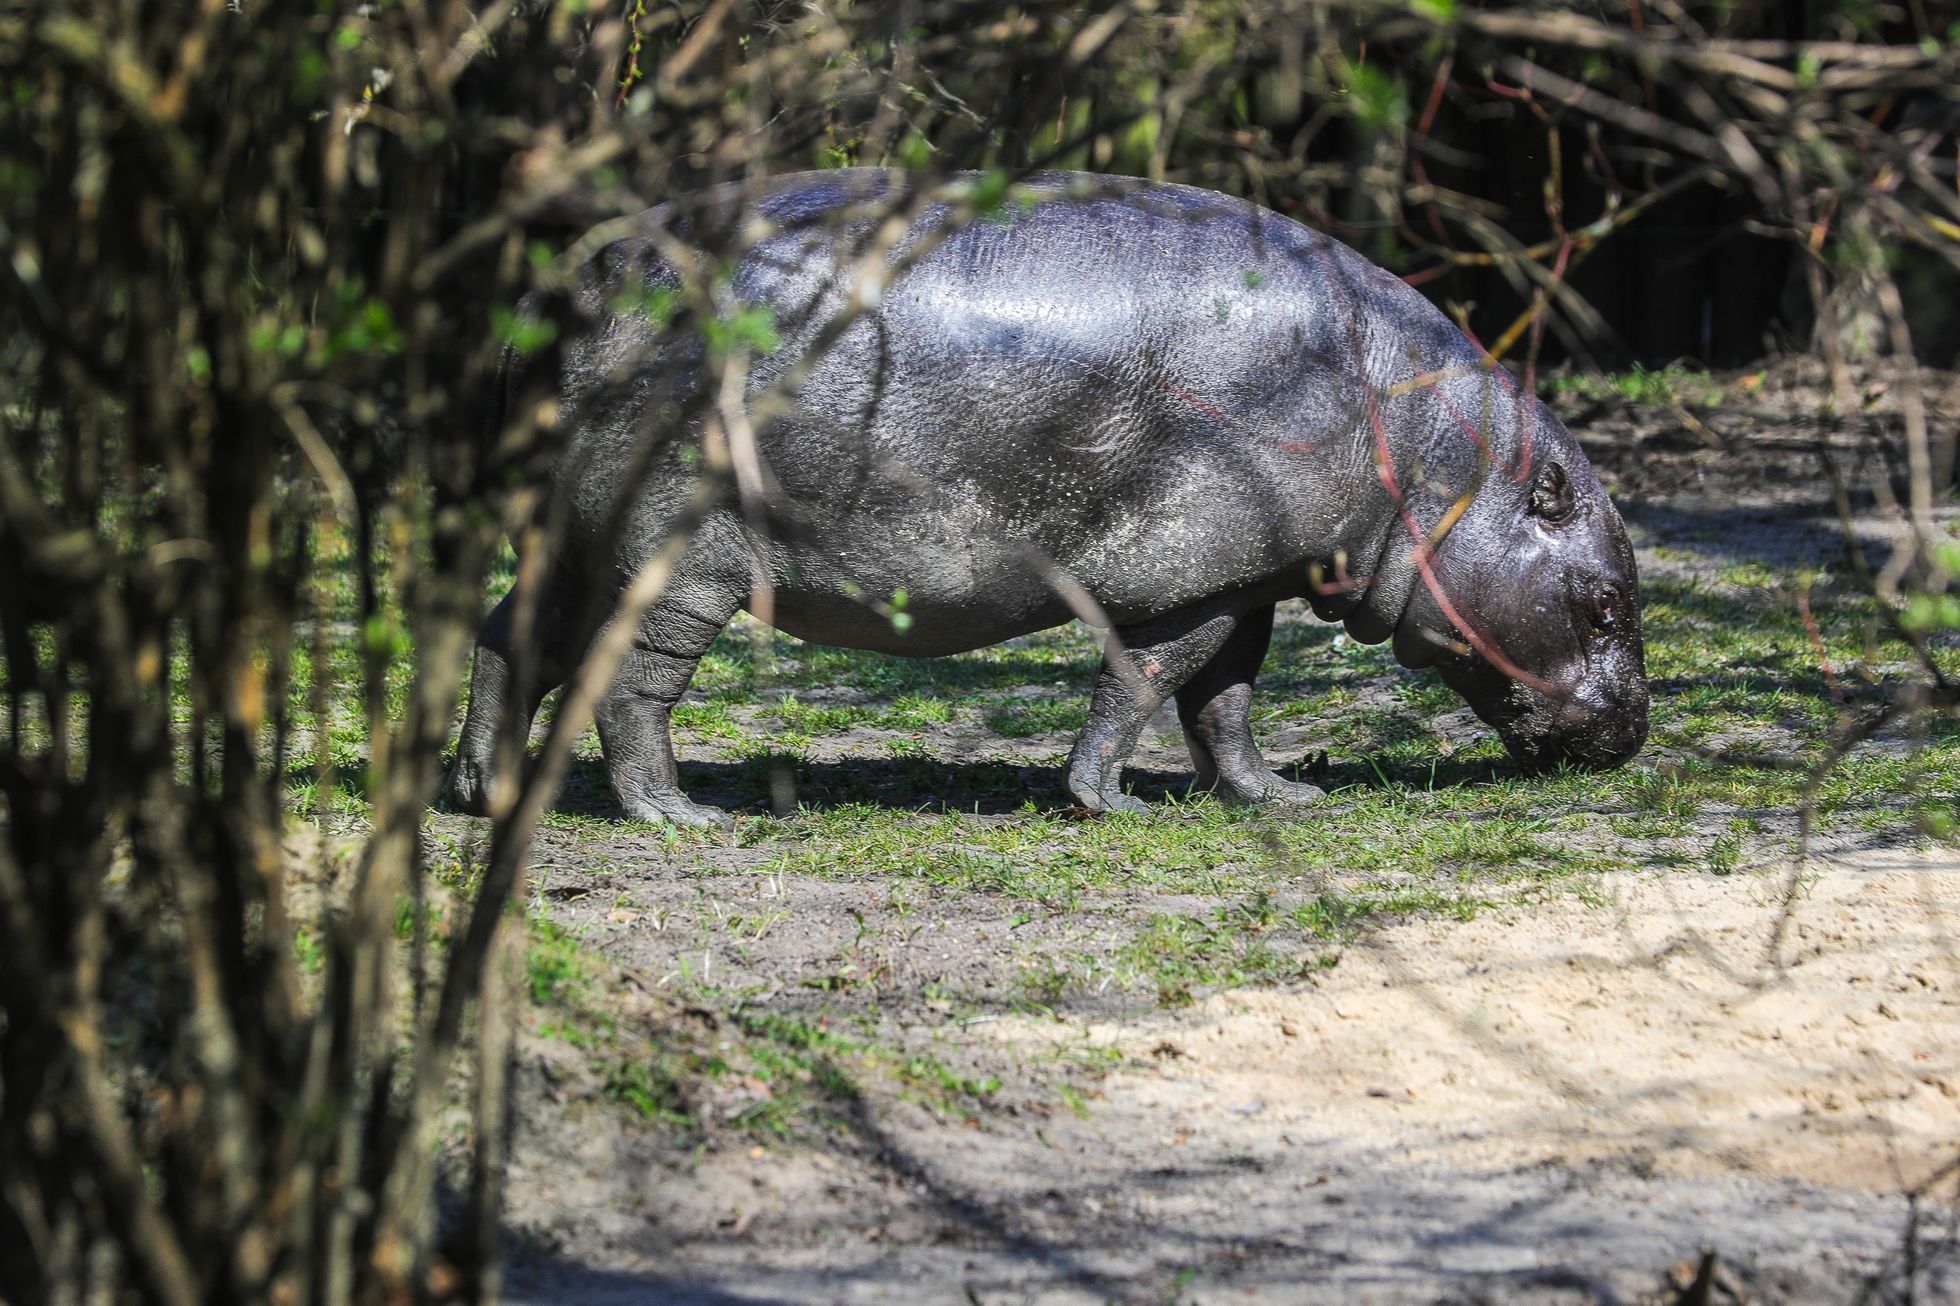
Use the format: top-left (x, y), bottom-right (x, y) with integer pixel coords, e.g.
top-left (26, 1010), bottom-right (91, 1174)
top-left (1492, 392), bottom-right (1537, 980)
top-left (199, 480), bottom-right (1957, 1137)
top-left (1539, 363), bottom-right (1726, 409)
top-left (515, 889), bottom-right (1006, 1137)
top-left (590, 549), bottom-right (1954, 1022)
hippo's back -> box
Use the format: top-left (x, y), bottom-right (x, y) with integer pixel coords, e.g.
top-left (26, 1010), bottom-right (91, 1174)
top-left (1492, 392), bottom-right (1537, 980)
top-left (574, 171), bottom-right (1512, 653)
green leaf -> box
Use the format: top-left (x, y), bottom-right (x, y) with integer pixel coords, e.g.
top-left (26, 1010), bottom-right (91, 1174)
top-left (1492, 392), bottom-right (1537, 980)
top-left (611, 286), bottom-right (678, 327)
top-left (702, 305), bottom-right (780, 359)
top-left (494, 307), bottom-right (559, 357)
top-left (362, 614), bottom-right (409, 661)
top-left (1901, 592), bottom-right (1960, 633)
top-left (970, 169), bottom-right (1012, 216)
top-left (1340, 58), bottom-right (1409, 131)
top-left (897, 132), bottom-right (933, 170)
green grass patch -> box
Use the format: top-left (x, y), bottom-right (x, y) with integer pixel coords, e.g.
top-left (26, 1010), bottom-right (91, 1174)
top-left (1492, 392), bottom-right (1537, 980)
top-left (1540, 364), bottom-right (1725, 408)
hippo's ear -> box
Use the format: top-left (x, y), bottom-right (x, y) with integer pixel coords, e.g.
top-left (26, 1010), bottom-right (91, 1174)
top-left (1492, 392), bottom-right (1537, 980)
top-left (1529, 461), bottom-right (1575, 522)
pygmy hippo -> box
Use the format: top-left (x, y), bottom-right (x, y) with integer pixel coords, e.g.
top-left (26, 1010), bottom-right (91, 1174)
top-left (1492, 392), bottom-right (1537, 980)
top-left (448, 170), bottom-right (1647, 827)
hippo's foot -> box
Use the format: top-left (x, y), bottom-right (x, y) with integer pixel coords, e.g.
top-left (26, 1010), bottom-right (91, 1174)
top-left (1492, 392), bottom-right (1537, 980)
top-left (1065, 775), bottom-right (1152, 816)
top-left (1081, 791), bottom-right (1152, 816)
top-left (616, 787), bottom-right (735, 830)
top-left (1207, 770), bottom-right (1326, 809)
top-left (446, 758), bottom-right (496, 817)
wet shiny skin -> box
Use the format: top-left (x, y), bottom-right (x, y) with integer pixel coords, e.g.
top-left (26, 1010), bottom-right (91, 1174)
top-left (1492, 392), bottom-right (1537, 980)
top-left (447, 170), bottom-right (1647, 826)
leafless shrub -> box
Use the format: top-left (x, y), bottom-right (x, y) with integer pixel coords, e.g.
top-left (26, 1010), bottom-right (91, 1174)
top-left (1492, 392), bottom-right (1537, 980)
top-left (0, 2), bottom-right (1954, 1302)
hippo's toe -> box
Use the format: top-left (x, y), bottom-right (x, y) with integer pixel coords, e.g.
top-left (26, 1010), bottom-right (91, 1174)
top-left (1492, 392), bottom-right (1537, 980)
top-left (617, 788), bottom-right (735, 830)
top-left (1258, 775), bottom-right (1327, 808)
top-left (1208, 771), bottom-right (1325, 809)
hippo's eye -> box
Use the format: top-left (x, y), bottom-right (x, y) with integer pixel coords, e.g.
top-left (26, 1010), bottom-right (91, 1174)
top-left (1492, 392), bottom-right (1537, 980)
top-left (1529, 461), bottom-right (1575, 524)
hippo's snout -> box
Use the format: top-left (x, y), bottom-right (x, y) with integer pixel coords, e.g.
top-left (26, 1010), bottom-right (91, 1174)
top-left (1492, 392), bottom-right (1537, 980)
top-left (1502, 679), bottom-right (1650, 774)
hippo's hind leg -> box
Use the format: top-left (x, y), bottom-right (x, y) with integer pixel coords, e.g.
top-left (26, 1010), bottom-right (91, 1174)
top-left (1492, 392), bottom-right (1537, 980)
top-left (448, 587), bottom-right (576, 816)
top-left (1174, 603), bottom-right (1324, 808)
top-left (593, 585), bottom-right (744, 829)
top-left (1066, 605), bottom-right (1250, 814)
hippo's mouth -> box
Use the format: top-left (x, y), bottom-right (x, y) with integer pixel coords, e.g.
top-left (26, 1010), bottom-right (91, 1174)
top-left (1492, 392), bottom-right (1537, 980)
top-left (1493, 675), bottom-right (1649, 774)
top-left (1444, 658), bottom-right (1648, 775)
top-left (1501, 720), bottom-right (1646, 774)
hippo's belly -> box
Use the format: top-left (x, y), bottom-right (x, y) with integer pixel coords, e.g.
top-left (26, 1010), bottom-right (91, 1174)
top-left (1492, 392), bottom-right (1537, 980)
top-left (759, 519), bottom-right (1072, 656)
top-left (747, 446), bottom-right (1313, 656)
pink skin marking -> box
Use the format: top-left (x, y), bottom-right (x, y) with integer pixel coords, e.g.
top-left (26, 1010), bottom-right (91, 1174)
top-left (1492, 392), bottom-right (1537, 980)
top-left (1368, 397), bottom-right (1561, 697)
top-left (1436, 316), bottom-right (1532, 483)
top-left (1154, 374), bottom-right (1345, 457)
top-left (1152, 376), bottom-right (1239, 432)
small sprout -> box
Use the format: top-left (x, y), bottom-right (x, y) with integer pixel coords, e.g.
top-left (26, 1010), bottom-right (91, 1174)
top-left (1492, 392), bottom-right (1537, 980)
top-left (970, 169), bottom-right (1012, 215)
top-left (612, 286), bottom-right (678, 327)
top-left (1901, 592), bottom-right (1960, 633)
top-left (494, 307), bottom-right (559, 357)
top-left (1930, 538), bottom-right (1960, 578)
top-left (703, 305), bottom-right (780, 360)
top-left (1338, 59), bottom-right (1410, 131)
top-left (897, 131), bottom-right (933, 170)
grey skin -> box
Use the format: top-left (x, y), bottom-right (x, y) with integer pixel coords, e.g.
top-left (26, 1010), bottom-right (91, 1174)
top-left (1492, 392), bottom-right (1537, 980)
top-left (447, 170), bottom-right (1647, 827)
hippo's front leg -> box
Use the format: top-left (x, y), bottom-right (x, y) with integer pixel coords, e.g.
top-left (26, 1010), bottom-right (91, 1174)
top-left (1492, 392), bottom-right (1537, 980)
top-left (1175, 603), bottom-right (1324, 808)
top-left (1066, 605), bottom-right (1249, 814)
top-left (594, 592), bottom-right (743, 829)
top-left (449, 586), bottom-right (577, 816)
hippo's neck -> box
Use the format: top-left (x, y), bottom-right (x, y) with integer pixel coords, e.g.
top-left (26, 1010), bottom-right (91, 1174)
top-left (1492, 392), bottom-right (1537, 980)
top-left (1335, 509), bottom-right (1418, 648)
top-left (1333, 384), bottom-right (1540, 658)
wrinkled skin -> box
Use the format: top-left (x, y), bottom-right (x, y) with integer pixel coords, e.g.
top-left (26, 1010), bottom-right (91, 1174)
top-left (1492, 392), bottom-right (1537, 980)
top-left (447, 170), bottom-right (1647, 827)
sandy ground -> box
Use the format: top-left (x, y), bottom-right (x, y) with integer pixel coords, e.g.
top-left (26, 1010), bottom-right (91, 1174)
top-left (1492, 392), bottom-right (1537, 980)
top-left (1030, 849), bottom-right (1959, 1196)
top-left (504, 850), bottom-right (1959, 1304)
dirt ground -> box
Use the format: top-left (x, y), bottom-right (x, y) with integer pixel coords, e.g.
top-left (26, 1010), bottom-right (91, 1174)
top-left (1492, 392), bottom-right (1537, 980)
top-left (500, 853), bottom-right (1957, 1304)
top-left (469, 362), bottom-right (1960, 1303)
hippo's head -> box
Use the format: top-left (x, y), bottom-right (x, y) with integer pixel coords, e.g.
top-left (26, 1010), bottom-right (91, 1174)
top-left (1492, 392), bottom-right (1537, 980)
top-left (1391, 440), bottom-right (1648, 773)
